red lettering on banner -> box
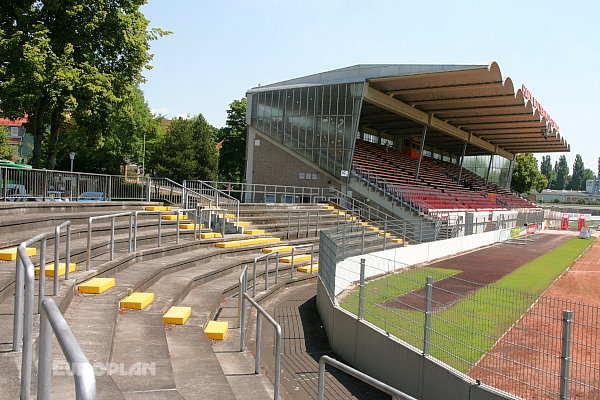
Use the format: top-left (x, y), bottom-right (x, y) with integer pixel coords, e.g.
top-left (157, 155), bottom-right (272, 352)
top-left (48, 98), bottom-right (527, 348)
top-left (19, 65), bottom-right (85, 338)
top-left (521, 84), bottom-right (560, 132)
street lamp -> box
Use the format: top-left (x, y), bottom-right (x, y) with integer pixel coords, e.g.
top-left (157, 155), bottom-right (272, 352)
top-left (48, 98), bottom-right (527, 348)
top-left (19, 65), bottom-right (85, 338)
top-left (69, 152), bottom-right (76, 172)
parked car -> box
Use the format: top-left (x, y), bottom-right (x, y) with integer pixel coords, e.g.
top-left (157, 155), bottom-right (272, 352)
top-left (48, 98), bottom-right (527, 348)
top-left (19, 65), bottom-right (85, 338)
top-left (77, 191), bottom-right (105, 201)
top-left (0, 184), bottom-right (35, 201)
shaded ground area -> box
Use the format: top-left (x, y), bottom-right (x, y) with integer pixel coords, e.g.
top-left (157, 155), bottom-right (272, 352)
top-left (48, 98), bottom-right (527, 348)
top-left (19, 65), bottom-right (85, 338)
top-left (383, 232), bottom-right (573, 312)
top-left (472, 233), bottom-right (600, 399)
top-left (260, 282), bottom-right (390, 400)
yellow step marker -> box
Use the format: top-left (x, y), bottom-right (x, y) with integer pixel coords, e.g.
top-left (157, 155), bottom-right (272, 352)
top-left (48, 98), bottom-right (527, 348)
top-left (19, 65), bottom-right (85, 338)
top-left (217, 213), bottom-right (236, 219)
top-left (332, 210), bottom-right (346, 215)
top-left (262, 245), bottom-right (295, 253)
top-left (204, 321), bottom-right (229, 340)
top-left (378, 232), bottom-right (391, 237)
top-left (346, 216), bottom-right (358, 221)
top-left (78, 278), bottom-right (115, 294)
top-left (236, 221), bottom-right (250, 227)
top-left (280, 254), bottom-right (311, 263)
top-left (198, 232), bottom-right (223, 239)
top-left (244, 229), bottom-right (265, 235)
top-left (297, 264), bottom-right (319, 273)
top-left (35, 263), bottom-right (76, 277)
top-left (120, 292), bottom-right (154, 310)
top-left (215, 237), bottom-right (280, 248)
top-left (391, 238), bottom-right (404, 243)
top-left (162, 214), bottom-right (188, 221)
top-left (357, 222), bottom-right (369, 226)
top-left (179, 223), bottom-right (203, 229)
top-left (321, 205), bottom-right (334, 210)
top-left (0, 247), bottom-right (37, 261)
top-left (367, 226), bottom-right (380, 231)
top-left (145, 206), bottom-right (171, 211)
top-left (163, 306), bottom-right (192, 325)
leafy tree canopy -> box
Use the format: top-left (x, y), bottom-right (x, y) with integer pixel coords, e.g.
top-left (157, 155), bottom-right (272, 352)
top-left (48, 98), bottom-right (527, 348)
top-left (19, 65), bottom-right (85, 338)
top-left (555, 155), bottom-right (569, 190)
top-left (0, 128), bottom-right (14, 160)
top-left (511, 153), bottom-right (542, 194)
top-left (217, 98), bottom-right (247, 182)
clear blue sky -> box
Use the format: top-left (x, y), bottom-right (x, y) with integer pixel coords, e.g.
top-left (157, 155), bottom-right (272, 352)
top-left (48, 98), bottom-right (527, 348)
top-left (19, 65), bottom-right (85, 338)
top-left (140, 0), bottom-right (599, 175)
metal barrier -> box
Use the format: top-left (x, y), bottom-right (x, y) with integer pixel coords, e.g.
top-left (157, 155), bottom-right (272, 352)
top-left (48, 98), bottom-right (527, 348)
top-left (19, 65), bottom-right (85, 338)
top-left (238, 266), bottom-right (282, 400)
top-left (184, 180), bottom-right (240, 226)
top-left (86, 212), bottom-right (133, 270)
top-left (37, 298), bottom-right (96, 400)
top-left (199, 180), bottom-right (325, 203)
top-left (317, 355), bottom-right (416, 400)
top-left (252, 251), bottom-right (280, 297)
top-left (53, 221), bottom-right (72, 292)
top-left (287, 243), bottom-right (316, 279)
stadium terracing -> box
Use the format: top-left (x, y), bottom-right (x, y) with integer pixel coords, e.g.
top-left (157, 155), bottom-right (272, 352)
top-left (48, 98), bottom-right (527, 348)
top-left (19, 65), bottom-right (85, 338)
top-left (245, 62), bottom-right (568, 235)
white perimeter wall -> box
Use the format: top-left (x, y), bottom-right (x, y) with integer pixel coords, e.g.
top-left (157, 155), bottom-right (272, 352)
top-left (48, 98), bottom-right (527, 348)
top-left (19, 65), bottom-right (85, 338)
top-left (334, 228), bottom-right (512, 296)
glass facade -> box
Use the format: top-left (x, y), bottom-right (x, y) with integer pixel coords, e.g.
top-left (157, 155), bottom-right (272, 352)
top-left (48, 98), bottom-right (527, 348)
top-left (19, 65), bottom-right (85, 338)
top-left (248, 82), bottom-right (365, 178)
top-left (462, 155), bottom-right (512, 187)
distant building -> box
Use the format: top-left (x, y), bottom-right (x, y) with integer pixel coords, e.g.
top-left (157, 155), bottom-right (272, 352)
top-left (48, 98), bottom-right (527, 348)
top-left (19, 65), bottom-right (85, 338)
top-left (0, 116), bottom-right (33, 161)
top-left (586, 179), bottom-right (599, 194)
top-left (536, 189), bottom-right (600, 204)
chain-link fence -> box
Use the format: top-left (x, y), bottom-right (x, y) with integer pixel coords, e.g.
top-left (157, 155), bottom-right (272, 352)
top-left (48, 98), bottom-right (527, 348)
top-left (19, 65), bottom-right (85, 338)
top-left (320, 230), bottom-right (600, 399)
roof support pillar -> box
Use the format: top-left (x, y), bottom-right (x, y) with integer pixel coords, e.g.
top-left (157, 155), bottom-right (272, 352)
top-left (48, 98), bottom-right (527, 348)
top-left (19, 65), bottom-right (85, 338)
top-left (415, 125), bottom-right (428, 180)
top-left (506, 158), bottom-right (515, 190)
top-left (457, 141), bottom-right (468, 184)
top-left (485, 154), bottom-right (494, 184)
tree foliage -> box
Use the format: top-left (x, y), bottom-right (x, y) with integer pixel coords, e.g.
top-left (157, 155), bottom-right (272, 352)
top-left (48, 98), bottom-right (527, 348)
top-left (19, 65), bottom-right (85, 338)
top-left (567, 154), bottom-right (585, 191)
top-left (511, 153), bottom-right (543, 194)
top-left (154, 115), bottom-right (218, 182)
top-left (540, 155), bottom-right (554, 189)
top-left (0, 128), bottom-right (13, 159)
top-left (217, 98), bottom-right (247, 182)
top-left (555, 155), bottom-right (570, 190)
top-left (0, 1), bottom-right (167, 168)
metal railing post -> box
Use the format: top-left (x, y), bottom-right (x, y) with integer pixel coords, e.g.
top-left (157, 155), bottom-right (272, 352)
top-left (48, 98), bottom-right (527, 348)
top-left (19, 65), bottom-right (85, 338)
top-left (253, 258), bottom-right (258, 297)
top-left (264, 254), bottom-right (269, 291)
top-left (423, 276), bottom-right (433, 355)
top-left (176, 211), bottom-right (181, 244)
top-left (287, 212), bottom-right (291, 240)
top-left (275, 253), bottom-right (279, 284)
top-left (290, 248), bottom-right (295, 279)
top-left (255, 311), bottom-right (262, 374)
top-left (65, 224), bottom-right (72, 280)
top-left (158, 213), bottom-right (162, 247)
top-left (560, 310), bottom-right (573, 400)
top-left (383, 218), bottom-right (388, 250)
top-left (310, 244), bottom-right (315, 273)
top-left (53, 226), bottom-right (60, 295)
top-left (239, 267), bottom-right (247, 351)
top-left (86, 219), bottom-right (92, 270)
top-left (361, 225), bottom-right (365, 254)
top-left (13, 256), bottom-right (24, 351)
top-left (110, 216), bottom-right (115, 260)
top-left (358, 259), bottom-right (366, 320)
top-left (39, 239), bottom-right (47, 312)
top-left (128, 214), bottom-right (133, 253)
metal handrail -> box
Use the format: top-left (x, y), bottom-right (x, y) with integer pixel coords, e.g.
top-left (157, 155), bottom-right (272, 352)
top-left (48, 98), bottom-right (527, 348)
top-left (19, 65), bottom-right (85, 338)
top-left (37, 298), bottom-right (96, 400)
top-left (53, 221), bottom-right (73, 292)
top-left (184, 180), bottom-right (240, 226)
top-left (251, 251), bottom-right (280, 297)
top-left (317, 355), bottom-right (416, 400)
top-left (86, 212), bottom-right (133, 270)
top-left (239, 267), bottom-right (282, 400)
top-left (287, 243), bottom-right (316, 279)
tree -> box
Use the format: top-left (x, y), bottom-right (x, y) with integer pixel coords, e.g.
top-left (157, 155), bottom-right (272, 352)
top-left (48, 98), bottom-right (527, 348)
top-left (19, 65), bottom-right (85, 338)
top-left (154, 115), bottom-right (218, 182)
top-left (582, 169), bottom-right (596, 188)
top-left (568, 154), bottom-right (585, 191)
top-left (217, 98), bottom-right (247, 182)
top-left (555, 155), bottom-right (569, 190)
top-left (0, 1), bottom-right (167, 168)
top-left (534, 174), bottom-right (549, 193)
top-left (0, 128), bottom-right (13, 159)
top-left (511, 153), bottom-right (542, 194)
top-left (540, 155), bottom-right (553, 189)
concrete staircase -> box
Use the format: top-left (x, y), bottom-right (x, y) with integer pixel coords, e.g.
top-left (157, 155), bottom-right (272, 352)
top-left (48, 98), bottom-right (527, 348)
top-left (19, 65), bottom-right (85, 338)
top-left (0, 201), bottom-right (402, 399)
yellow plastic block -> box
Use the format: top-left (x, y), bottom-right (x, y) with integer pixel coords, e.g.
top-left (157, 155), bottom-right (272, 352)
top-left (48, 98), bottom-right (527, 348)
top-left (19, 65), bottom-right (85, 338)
top-left (215, 237), bottom-right (280, 248)
top-left (198, 232), bottom-right (223, 239)
top-left (332, 210), bottom-right (346, 215)
top-left (297, 264), bottom-right (319, 273)
top-left (35, 263), bottom-right (76, 277)
top-left (217, 213), bottom-right (236, 219)
top-left (357, 222), bottom-right (369, 226)
top-left (244, 229), bottom-right (265, 234)
top-left (280, 254), bottom-right (311, 263)
top-left (391, 238), bottom-right (404, 243)
top-left (204, 321), bottom-right (229, 340)
top-left (262, 245), bottom-right (295, 253)
top-left (78, 278), bottom-right (115, 294)
top-left (179, 223), bottom-right (203, 229)
top-left (345, 216), bottom-right (358, 221)
top-left (367, 226), bottom-right (380, 231)
top-left (0, 247), bottom-right (36, 261)
top-left (162, 214), bottom-right (187, 220)
top-left (120, 292), bottom-right (154, 310)
top-left (378, 232), bottom-right (391, 237)
top-left (236, 221), bottom-right (250, 227)
top-left (145, 206), bottom-right (171, 211)
top-left (163, 306), bottom-right (192, 325)
top-left (321, 205), bottom-right (334, 210)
